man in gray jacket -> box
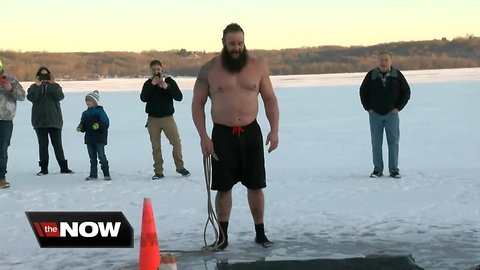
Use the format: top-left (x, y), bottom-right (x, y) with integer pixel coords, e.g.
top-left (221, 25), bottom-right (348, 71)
top-left (0, 59), bottom-right (26, 188)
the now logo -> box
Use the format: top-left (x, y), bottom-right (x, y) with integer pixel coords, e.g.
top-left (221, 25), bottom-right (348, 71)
top-left (26, 212), bottom-right (133, 248)
top-left (34, 221), bottom-right (121, 237)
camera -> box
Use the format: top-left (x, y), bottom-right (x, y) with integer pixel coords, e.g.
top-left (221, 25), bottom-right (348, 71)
top-left (39, 74), bottom-right (51, 81)
top-left (153, 73), bottom-right (162, 79)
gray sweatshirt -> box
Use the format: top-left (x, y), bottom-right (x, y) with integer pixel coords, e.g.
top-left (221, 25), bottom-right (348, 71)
top-left (0, 75), bottom-right (26, 120)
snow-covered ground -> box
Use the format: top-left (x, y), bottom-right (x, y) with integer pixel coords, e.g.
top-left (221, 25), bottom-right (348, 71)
top-left (1, 68), bottom-right (479, 269)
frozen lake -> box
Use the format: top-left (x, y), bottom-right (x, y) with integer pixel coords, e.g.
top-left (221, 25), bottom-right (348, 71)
top-left (0, 68), bottom-right (479, 269)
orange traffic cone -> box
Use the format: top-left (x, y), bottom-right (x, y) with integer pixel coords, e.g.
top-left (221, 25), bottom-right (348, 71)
top-left (139, 197), bottom-right (161, 270)
top-left (159, 254), bottom-right (177, 270)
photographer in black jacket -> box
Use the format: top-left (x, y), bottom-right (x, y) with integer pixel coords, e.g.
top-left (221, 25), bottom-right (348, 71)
top-left (140, 60), bottom-right (190, 180)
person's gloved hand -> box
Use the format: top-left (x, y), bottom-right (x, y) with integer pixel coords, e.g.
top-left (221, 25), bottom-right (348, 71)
top-left (76, 124), bottom-right (83, 132)
top-left (92, 123), bottom-right (100, 130)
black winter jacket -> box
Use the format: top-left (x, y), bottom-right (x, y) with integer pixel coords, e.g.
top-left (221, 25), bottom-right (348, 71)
top-left (359, 67), bottom-right (411, 115)
top-left (140, 77), bottom-right (183, 117)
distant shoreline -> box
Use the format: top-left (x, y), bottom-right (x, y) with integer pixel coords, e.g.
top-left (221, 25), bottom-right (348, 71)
top-left (20, 67), bottom-right (480, 93)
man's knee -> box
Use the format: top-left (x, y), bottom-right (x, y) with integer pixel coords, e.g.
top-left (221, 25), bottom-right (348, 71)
top-left (169, 137), bottom-right (181, 147)
top-left (247, 188), bottom-right (264, 198)
top-left (217, 190), bottom-right (231, 198)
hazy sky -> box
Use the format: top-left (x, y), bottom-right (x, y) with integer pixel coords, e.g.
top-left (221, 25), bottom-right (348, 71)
top-left (4, 0), bottom-right (479, 53)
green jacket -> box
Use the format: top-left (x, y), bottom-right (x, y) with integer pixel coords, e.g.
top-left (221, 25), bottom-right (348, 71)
top-left (27, 82), bottom-right (65, 129)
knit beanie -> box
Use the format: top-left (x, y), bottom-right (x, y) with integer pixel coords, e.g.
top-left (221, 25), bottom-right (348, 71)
top-left (85, 90), bottom-right (100, 106)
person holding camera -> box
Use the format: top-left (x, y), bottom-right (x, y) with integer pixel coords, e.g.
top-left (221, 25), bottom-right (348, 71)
top-left (0, 59), bottom-right (26, 188)
top-left (27, 66), bottom-right (73, 176)
top-left (140, 60), bottom-right (190, 180)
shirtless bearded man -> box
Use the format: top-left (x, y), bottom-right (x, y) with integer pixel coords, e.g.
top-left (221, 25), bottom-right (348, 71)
top-left (192, 23), bottom-right (280, 249)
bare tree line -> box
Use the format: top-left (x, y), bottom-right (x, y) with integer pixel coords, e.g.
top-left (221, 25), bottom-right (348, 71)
top-left (1, 36), bottom-right (479, 81)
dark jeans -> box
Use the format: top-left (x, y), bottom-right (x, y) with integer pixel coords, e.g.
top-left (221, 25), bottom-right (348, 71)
top-left (35, 128), bottom-right (67, 166)
top-left (0, 121), bottom-right (13, 179)
top-left (87, 143), bottom-right (109, 177)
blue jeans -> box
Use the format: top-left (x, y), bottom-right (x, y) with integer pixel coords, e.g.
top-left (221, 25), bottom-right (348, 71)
top-left (87, 143), bottom-right (109, 177)
top-left (0, 121), bottom-right (13, 179)
top-left (369, 112), bottom-right (400, 174)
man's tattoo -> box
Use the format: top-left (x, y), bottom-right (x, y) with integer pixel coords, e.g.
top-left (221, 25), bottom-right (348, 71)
top-left (196, 60), bottom-right (214, 87)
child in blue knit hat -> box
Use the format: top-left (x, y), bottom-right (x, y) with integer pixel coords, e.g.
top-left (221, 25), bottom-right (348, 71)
top-left (76, 90), bottom-right (111, 180)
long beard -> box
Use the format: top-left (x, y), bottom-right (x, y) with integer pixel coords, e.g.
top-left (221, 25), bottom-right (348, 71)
top-left (221, 46), bottom-right (248, 73)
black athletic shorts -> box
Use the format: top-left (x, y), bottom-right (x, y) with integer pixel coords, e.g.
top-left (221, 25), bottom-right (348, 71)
top-left (211, 120), bottom-right (266, 191)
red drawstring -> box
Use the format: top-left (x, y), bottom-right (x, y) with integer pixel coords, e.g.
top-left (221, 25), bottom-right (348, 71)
top-left (232, 126), bottom-right (244, 137)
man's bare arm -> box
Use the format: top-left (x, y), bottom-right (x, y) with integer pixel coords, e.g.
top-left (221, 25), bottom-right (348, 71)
top-left (192, 63), bottom-right (212, 139)
top-left (259, 64), bottom-right (279, 152)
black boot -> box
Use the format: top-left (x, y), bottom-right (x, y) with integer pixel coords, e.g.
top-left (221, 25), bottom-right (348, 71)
top-left (255, 223), bottom-right (274, 248)
top-left (37, 161), bottom-right (48, 176)
top-left (102, 166), bottom-right (111, 180)
top-left (209, 221), bottom-right (228, 250)
top-left (59, 160), bottom-right (74, 174)
top-left (217, 221), bottom-right (229, 249)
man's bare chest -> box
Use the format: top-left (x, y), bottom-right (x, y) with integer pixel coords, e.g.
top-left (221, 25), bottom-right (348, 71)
top-left (209, 72), bottom-right (260, 94)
